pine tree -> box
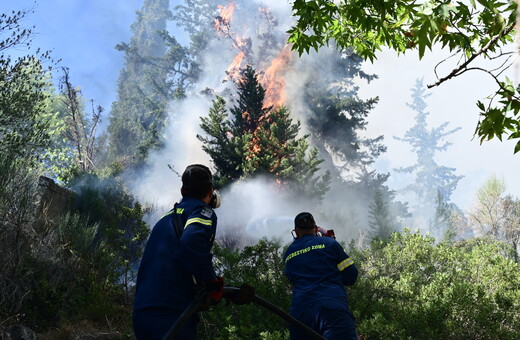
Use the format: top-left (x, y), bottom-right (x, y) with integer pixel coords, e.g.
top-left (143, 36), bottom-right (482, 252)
top-left (242, 106), bottom-right (330, 200)
top-left (305, 54), bottom-right (386, 177)
top-left (357, 170), bottom-right (409, 240)
top-left (230, 66), bottom-right (272, 135)
top-left (368, 189), bottom-right (395, 240)
top-left (431, 189), bottom-right (459, 242)
top-left (172, 0), bottom-right (221, 35)
top-left (108, 0), bottom-right (198, 168)
top-left (395, 78), bottom-right (463, 227)
top-left (198, 66), bottom-right (330, 200)
top-left (108, 0), bottom-right (170, 166)
top-left (198, 96), bottom-right (244, 187)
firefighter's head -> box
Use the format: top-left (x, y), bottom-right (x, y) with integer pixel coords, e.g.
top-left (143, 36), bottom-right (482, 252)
top-left (181, 164), bottom-right (220, 208)
top-left (293, 212), bottom-right (317, 238)
top-left (181, 164), bottom-right (213, 199)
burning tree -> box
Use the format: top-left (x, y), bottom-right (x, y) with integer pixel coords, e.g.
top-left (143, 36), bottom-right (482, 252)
top-left (180, 0), bottom-right (406, 235)
top-left (198, 65), bottom-right (330, 201)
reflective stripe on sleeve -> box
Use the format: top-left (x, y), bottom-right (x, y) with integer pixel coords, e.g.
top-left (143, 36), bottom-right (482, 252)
top-left (337, 258), bottom-right (354, 271)
top-left (161, 207), bottom-right (184, 219)
top-left (161, 210), bottom-right (174, 218)
top-left (185, 217), bottom-right (213, 228)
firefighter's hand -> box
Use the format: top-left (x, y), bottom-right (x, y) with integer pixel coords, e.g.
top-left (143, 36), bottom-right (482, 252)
top-left (226, 284), bottom-right (255, 305)
top-left (197, 277), bottom-right (224, 311)
top-left (207, 276), bottom-right (224, 305)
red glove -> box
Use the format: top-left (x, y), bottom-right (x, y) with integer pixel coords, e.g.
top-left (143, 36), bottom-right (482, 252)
top-left (207, 277), bottom-right (224, 304)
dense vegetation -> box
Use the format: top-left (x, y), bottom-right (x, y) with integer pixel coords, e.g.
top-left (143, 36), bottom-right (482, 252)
top-left (1, 1), bottom-right (519, 339)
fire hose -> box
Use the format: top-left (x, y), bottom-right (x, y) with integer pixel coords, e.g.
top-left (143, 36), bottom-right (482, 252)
top-left (162, 286), bottom-right (326, 340)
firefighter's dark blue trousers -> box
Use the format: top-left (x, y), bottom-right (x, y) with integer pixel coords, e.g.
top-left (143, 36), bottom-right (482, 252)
top-left (289, 305), bottom-right (358, 340)
top-left (133, 307), bottom-right (198, 340)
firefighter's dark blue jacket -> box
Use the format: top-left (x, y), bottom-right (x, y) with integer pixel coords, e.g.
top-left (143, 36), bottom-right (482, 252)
top-left (134, 196), bottom-right (217, 313)
top-left (284, 234), bottom-right (358, 313)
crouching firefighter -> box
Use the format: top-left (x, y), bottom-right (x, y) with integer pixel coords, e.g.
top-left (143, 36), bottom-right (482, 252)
top-left (133, 164), bottom-right (223, 340)
top-left (284, 212), bottom-right (359, 340)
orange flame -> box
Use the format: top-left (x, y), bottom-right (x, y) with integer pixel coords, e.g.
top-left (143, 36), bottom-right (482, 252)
top-left (225, 51), bottom-right (245, 80)
top-left (240, 46), bottom-right (294, 163)
top-left (214, 1), bottom-right (236, 32)
top-left (215, 1), bottom-right (252, 82)
top-left (259, 45), bottom-right (293, 108)
top-left (224, 32), bottom-right (251, 81)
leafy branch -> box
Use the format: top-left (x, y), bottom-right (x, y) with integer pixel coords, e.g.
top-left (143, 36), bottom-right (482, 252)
top-left (427, 23), bottom-right (515, 89)
top-left (288, 0), bottom-right (520, 153)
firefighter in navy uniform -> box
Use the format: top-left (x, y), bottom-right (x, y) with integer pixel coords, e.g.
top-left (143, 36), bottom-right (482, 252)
top-left (284, 212), bottom-right (359, 340)
top-left (133, 164), bottom-right (223, 340)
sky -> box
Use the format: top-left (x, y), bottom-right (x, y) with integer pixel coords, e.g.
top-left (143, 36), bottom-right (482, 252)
top-left (359, 49), bottom-right (520, 210)
top-left (1, 0), bottom-right (144, 119)
top-left (2, 0), bottom-right (520, 215)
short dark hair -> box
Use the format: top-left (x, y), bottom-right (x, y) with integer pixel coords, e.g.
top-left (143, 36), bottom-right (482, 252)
top-left (181, 164), bottom-right (213, 199)
top-left (294, 212), bottom-right (316, 230)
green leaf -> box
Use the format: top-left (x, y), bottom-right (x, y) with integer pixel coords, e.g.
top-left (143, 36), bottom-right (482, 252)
top-left (511, 100), bottom-right (520, 115)
top-left (418, 41), bottom-right (426, 59)
top-left (515, 140), bottom-right (520, 154)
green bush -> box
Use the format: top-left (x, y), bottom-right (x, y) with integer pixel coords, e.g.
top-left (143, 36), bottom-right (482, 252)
top-left (70, 173), bottom-right (150, 299)
top-left (349, 231), bottom-right (520, 339)
top-left (0, 154), bottom-right (41, 321)
top-left (23, 210), bottom-right (135, 332)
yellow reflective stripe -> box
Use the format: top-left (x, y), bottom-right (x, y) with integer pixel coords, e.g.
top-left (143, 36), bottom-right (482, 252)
top-left (162, 210), bottom-right (175, 218)
top-left (185, 217), bottom-right (213, 228)
top-left (337, 258), bottom-right (354, 272)
top-left (163, 207), bottom-right (184, 219)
